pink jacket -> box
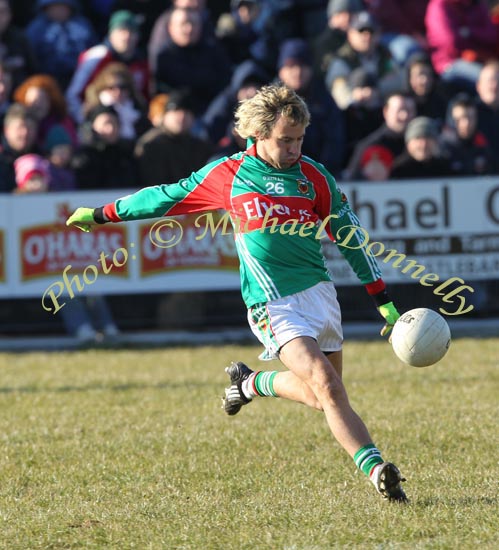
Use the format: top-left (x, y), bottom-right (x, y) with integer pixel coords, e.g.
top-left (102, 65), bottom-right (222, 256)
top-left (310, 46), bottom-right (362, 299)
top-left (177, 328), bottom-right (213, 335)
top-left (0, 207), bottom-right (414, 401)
top-left (365, 0), bottom-right (429, 36)
top-left (425, 0), bottom-right (498, 74)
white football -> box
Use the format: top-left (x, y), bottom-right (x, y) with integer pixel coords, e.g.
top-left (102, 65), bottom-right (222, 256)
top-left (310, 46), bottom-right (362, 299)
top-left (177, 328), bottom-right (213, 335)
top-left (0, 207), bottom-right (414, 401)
top-left (391, 308), bottom-right (451, 367)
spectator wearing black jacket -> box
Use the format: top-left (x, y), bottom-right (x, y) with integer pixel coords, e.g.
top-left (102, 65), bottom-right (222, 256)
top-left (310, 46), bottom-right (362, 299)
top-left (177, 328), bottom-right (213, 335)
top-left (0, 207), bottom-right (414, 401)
top-left (345, 91), bottom-right (415, 180)
top-left (152, 7), bottom-right (231, 116)
top-left (441, 93), bottom-right (492, 176)
top-left (134, 90), bottom-right (213, 187)
top-left (390, 116), bottom-right (455, 180)
top-left (71, 104), bottom-right (138, 189)
top-left (404, 52), bottom-right (449, 124)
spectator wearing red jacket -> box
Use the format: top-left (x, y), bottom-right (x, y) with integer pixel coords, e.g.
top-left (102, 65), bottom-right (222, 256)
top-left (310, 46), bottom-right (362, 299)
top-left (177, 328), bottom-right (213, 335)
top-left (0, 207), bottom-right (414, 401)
top-left (65, 10), bottom-right (149, 123)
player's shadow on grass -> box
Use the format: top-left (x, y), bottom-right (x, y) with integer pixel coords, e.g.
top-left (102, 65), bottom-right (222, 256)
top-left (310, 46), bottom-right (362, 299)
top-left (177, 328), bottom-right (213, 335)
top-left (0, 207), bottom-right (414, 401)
top-left (0, 380), bottom-right (220, 394)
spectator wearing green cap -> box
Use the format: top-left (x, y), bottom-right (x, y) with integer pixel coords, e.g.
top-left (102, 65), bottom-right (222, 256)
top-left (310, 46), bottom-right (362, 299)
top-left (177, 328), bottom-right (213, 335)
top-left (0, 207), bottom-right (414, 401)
top-left (65, 9), bottom-right (149, 124)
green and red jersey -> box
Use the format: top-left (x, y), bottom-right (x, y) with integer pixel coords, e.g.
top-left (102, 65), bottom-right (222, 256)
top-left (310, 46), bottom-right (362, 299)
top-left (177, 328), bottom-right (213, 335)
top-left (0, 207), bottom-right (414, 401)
top-left (102, 143), bottom-right (385, 308)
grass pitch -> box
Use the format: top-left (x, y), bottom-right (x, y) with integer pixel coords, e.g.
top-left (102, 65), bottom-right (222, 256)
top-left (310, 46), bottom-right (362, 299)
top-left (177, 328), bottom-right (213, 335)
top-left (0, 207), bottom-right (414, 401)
top-left (0, 338), bottom-right (497, 549)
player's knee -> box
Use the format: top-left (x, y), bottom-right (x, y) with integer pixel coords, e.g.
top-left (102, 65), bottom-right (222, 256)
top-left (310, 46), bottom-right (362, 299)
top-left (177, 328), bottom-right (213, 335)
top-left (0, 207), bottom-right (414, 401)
top-left (303, 386), bottom-right (323, 410)
top-left (310, 366), bottom-right (347, 404)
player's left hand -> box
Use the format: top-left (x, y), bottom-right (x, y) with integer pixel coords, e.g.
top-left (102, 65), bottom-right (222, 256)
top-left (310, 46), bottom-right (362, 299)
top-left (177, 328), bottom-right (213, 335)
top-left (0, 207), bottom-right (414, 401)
top-left (377, 301), bottom-right (400, 337)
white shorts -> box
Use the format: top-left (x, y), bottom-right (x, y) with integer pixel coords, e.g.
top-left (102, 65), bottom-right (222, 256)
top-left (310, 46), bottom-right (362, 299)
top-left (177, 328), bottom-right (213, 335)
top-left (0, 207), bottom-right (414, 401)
top-left (247, 281), bottom-right (343, 361)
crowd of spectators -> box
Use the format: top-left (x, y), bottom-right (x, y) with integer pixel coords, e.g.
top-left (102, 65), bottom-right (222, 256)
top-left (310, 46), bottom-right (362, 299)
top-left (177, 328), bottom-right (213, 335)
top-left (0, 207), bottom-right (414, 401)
top-left (2, 0), bottom-right (499, 193)
top-left (4, 0), bottom-right (499, 338)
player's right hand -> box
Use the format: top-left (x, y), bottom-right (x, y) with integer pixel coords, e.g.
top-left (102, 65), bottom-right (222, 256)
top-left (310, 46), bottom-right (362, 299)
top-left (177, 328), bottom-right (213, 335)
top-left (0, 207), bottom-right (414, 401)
top-left (66, 207), bottom-right (96, 232)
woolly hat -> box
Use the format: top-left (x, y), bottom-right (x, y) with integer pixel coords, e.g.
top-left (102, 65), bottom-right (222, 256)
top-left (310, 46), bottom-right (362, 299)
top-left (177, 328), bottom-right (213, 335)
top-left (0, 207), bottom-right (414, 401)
top-left (14, 154), bottom-right (50, 189)
top-left (327, 0), bottom-right (363, 18)
top-left (405, 116), bottom-right (439, 143)
top-left (360, 145), bottom-right (394, 171)
top-left (44, 124), bottom-right (72, 152)
top-left (108, 10), bottom-right (139, 33)
top-left (277, 38), bottom-right (312, 70)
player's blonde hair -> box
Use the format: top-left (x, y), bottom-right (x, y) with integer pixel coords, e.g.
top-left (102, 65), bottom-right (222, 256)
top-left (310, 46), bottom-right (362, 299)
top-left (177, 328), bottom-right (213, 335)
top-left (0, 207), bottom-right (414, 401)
top-left (234, 84), bottom-right (310, 140)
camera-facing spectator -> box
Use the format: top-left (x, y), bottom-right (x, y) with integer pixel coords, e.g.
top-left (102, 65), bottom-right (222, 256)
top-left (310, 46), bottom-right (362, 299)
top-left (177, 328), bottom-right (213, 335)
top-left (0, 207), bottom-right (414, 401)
top-left (476, 60), bottom-right (499, 172)
top-left (325, 11), bottom-right (400, 109)
top-left (442, 92), bottom-right (492, 175)
top-left (0, 0), bottom-right (37, 89)
top-left (111, 0), bottom-right (166, 49)
top-left (82, 62), bottom-right (151, 142)
top-left (153, 7), bottom-right (231, 116)
top-left (66, 10), bottom-right (149, 123)
top-left (345, 91), bottom-right (415, 180)
top-left (25, 0), bottom-right (98, 91)
top-left (13, 152), bottom-right (51, 193)
top-left (314, 0), bottom-right (364, 78)
top-left (390, 116), bottom-right (456, 179)
top-left (404, 52), bottom-right (450, 123)
top-left (72, 104), bottom-right (138, 189)
top-left (134, 89), bottom-right (213, 186)
top-left (148, 0), bottom-right (215, 72)
top-left (13, 74), bottom-right (78, 150)
top-left (0, 103), bottom-right (39, 192)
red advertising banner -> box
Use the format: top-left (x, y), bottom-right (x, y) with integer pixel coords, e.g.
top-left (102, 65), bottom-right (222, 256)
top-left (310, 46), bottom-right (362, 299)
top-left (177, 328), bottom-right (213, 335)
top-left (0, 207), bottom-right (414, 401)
top-left (19, 202), bottom-right (129, 281)
top-left (139, 213), bottom-right (239, 277)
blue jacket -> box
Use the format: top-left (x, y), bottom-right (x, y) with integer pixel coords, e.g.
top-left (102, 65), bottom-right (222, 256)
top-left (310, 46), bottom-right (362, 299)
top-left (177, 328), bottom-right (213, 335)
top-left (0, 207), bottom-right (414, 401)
top-left (26, 2), bottom-right (97, 87)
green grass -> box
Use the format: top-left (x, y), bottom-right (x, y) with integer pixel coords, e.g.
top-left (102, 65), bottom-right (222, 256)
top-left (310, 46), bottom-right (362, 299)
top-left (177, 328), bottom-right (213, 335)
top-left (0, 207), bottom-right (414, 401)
top-left (0, 338), bottom-right (497, 549)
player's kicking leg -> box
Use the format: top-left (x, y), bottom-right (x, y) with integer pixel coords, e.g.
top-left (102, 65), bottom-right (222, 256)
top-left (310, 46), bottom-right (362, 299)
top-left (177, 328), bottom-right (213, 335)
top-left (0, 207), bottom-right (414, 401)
top-left (222, 338), bottom-right (407, 502)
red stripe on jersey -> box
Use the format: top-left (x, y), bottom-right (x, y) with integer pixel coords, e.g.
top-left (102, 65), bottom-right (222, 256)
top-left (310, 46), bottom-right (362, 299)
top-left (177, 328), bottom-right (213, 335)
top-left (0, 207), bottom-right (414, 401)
top-left (166, 157), bottom-right (244, 216)
top-left (103, 203), bottom-right (121, 222)
top-left (299, 160), bottom-right (334, 240)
